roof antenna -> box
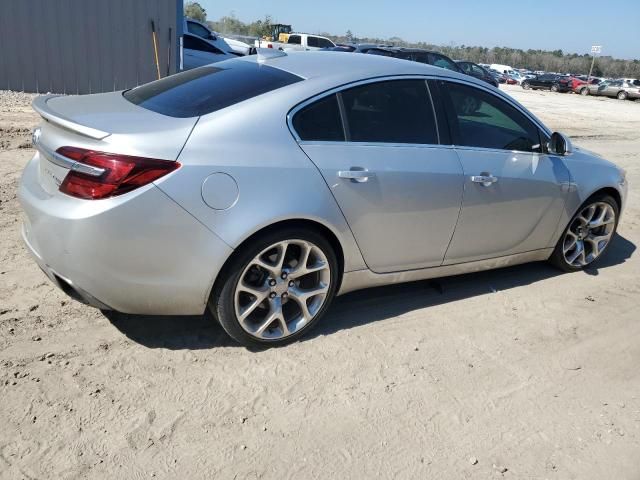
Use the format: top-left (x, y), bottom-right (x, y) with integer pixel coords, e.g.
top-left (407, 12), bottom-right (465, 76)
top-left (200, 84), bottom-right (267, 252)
top-left (257, 48), bottom-right (288, 63)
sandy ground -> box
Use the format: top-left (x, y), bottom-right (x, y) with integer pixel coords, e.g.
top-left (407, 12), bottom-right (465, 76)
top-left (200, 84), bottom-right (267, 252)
top-left (0, 85), bottom-right (639, 479)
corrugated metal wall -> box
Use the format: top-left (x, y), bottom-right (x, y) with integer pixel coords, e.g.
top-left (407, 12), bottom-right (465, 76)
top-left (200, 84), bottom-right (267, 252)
top-left (0, 0), bottom-right (182, 94)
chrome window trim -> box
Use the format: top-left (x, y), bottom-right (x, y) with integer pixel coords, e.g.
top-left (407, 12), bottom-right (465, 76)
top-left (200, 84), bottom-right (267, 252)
top-left (286, 74), bottom-right (552, 148)
top-left (298, 140), bottom-right (455, 150)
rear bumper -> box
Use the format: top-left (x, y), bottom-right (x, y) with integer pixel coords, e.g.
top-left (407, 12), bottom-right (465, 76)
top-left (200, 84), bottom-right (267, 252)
top-left (18, 154), bottom-right (233, 315)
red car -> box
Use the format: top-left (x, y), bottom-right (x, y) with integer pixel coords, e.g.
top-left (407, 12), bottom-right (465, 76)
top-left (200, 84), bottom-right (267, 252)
top-left (506, 76), bottom-right (518, 85)
top-left (567, 77), bottom-right (586, 91)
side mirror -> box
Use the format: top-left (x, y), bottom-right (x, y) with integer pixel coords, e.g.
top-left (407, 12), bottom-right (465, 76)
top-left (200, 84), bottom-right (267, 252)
top-left (548, 132), bottom-right (573, 156)
top-left (209, 33), bottom-right (217, 41)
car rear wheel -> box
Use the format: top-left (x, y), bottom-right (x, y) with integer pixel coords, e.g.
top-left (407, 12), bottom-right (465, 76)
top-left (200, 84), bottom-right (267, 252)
top-left (551, 84), bottom-right (559, 92)
top-left (549, 194), bottom-right (618, 272)
top-left (210, 228), bottom-right (338, 348)
top-left (580, 87), bottom-right (589, 96)
top-left (617, 91), bottom-right (628, 100)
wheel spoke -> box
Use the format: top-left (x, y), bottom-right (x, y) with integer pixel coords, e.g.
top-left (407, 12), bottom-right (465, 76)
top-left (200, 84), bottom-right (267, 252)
top-left (585, 233), bottom-right (610, 259)
top-left (273, 242), bottom-right (289, 273)
top-left (566, 240), bottom-right (585, 265)
top-left (563, 233), bottom-right (578, 253)
top-left (290, 283), bottom-right (329, 302)
top-left (255, 302), bottom-right (281, 337)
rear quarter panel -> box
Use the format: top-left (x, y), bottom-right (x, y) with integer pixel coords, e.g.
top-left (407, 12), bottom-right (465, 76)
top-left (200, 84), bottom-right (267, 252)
top-left (154, 85), bottom-right (367, 273)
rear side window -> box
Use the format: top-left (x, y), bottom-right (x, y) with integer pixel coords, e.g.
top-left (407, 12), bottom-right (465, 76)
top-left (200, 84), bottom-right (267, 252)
top-left (293, 94), bottom-right (344, 141)
top-left (341, 80), bottom-right (438, 144)
top-left (124, 61), bottom-right (303, 118)
top-left (288, 35), bottom-right (301, 45)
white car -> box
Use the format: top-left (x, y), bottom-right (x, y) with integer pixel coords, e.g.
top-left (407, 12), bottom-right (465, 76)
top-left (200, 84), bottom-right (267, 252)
top-left (184, 17), bottom-right (252, 56)
top-left (182, 33), bottom-right (235, 69)
top-left (255, 33), bottom-right (335, 52)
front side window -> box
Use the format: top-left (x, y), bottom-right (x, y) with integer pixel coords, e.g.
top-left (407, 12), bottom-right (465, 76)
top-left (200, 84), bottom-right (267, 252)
top-left (442, 81), bottom-right (540, 152)
top-left (292, 94), bottom-right (344, 141)
top-left (471, 64), bottom-right (486, 78)
top-left (316, 37), bottom-right (334, 48)
top-left (340, 80), bottom-right (438, 144)
top-left (307, 36), bottom-right (319, 48)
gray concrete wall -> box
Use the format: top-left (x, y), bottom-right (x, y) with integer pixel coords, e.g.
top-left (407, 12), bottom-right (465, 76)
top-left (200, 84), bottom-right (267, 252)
top-left (0, 0), bottom-right (182, 94)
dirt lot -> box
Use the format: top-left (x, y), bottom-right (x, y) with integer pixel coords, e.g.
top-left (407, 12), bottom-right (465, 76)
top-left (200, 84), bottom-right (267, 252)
top-left (1, 85), bottom-right (639, 479)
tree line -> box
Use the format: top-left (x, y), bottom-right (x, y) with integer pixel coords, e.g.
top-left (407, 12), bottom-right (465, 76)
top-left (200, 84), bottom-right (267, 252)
top-left (184, 3), bottom-right (639, 78)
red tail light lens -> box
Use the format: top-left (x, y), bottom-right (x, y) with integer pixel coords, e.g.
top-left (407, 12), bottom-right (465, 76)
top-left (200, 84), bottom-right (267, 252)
top-left (56, 147), bottom-right (180, 200)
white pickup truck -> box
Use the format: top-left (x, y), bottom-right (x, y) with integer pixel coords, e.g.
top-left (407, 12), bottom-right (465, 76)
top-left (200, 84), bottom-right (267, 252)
top-left (255, 33), bottom-right (335, 51)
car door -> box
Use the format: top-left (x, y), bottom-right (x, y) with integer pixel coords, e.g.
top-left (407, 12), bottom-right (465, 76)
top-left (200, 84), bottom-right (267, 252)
top-left (291, 79), bottom-right (464, 273)
top-left (435, 80), bottom-right (570, 264)
top-left (604, 80), bottom-right (622, 97)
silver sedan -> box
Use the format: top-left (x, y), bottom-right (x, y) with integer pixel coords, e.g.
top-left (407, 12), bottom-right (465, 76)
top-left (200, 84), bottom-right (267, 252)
top-left (19, 51), bottom-right (628, 347)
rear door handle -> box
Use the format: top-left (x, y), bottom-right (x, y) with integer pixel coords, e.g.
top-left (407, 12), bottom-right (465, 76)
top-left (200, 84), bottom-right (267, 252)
top-left (470, 174), bottom-right (498, 187)
top-left (338, 169), bottom-right (375, 183)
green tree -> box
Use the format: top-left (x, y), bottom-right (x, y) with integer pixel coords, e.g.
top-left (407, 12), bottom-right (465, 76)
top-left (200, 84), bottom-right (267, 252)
top-left (184, 1), bottom-right (206, 22)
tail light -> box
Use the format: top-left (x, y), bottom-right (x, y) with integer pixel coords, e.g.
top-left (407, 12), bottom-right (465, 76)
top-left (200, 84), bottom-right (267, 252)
top-left (56, 146), bottom-right (180, 200)
top-left (267, 43), bottom-right (273, 48)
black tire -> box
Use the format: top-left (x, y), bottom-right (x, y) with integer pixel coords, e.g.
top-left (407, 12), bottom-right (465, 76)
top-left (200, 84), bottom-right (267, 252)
top-left (550, 84), bottom-right (559, 92)
top-left (549, 194), bottom-right (619, 272)
top-left (209, 227), bottom-right (339, 348)
top-left (522, 82), bottom-right (530, 90)
top-left (617, 91), bottom-right (628, 100)
top-left (580, 87), bottom-right (589, 96)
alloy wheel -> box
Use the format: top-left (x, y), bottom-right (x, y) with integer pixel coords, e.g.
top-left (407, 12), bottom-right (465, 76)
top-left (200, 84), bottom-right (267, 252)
top-left (234, 240), bottom-right (331, 340)
top-left (562, 202), bottom-right (616, 267)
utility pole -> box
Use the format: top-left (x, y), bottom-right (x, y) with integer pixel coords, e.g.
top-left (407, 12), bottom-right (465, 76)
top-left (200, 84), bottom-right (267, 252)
top-left (587, 45), bottom-right (602, 82)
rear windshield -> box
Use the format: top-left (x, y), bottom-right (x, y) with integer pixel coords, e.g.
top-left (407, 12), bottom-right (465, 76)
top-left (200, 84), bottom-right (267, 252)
top-left (124, 61), bottom-right (303, 118)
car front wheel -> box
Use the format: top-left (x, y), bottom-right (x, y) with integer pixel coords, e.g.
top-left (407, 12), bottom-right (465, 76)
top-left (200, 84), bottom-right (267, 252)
top-left (522, 82), bottom-right (531, 90)
top-left (210, 228), bottom-right (338, 348)
top-left (549, 194), bottom-right (619, 272)
top-left (580, 87), bottom-right (589, 96)
top-left (551, 84), bottom-right (559, 92)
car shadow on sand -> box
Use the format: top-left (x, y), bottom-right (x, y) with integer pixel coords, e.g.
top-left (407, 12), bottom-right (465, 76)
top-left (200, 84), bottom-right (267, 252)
top-left (104, 233), bottom-right (635, 350)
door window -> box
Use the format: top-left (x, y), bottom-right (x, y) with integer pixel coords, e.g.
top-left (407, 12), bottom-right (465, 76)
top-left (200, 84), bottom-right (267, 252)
top-left (183, 34), bottom-right (224, 54)
top-left (292, 94), bottom-right (344, 141)
top-left (187, 21), bottom-right (212, 39)
top-left (316, 37), bottom-right (335, 48)
top-left (429, 54), bottom-right (460, 72)
top-left (340, 80), bottom-right (438, 144)
top-left (471, 64), bottom-right (486, 78)
top-left (288, 35), bottom-right (301, 45)
top-left (307, 36), bottom-right (319, 48)
top-left (442, 81), bottom-right (540, 152)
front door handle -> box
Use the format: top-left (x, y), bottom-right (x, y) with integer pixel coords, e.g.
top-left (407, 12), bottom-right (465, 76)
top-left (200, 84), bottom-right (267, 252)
top-left (471, 174), bottom-right (498, 187)
top-left (338, 169), bottom-right (375, 183)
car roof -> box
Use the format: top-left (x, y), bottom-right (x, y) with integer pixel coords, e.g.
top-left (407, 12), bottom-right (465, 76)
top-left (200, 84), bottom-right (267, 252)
top-left (240, 50), bottom-right (469, 83)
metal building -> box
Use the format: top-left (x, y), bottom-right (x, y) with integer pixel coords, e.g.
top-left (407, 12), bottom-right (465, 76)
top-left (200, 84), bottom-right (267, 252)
top-left (0, 0), bottom-right (183, 94)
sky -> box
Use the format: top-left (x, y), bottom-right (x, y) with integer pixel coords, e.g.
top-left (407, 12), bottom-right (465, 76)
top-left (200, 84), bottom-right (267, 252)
top-left (196, 0), bottom-right (639, 60)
